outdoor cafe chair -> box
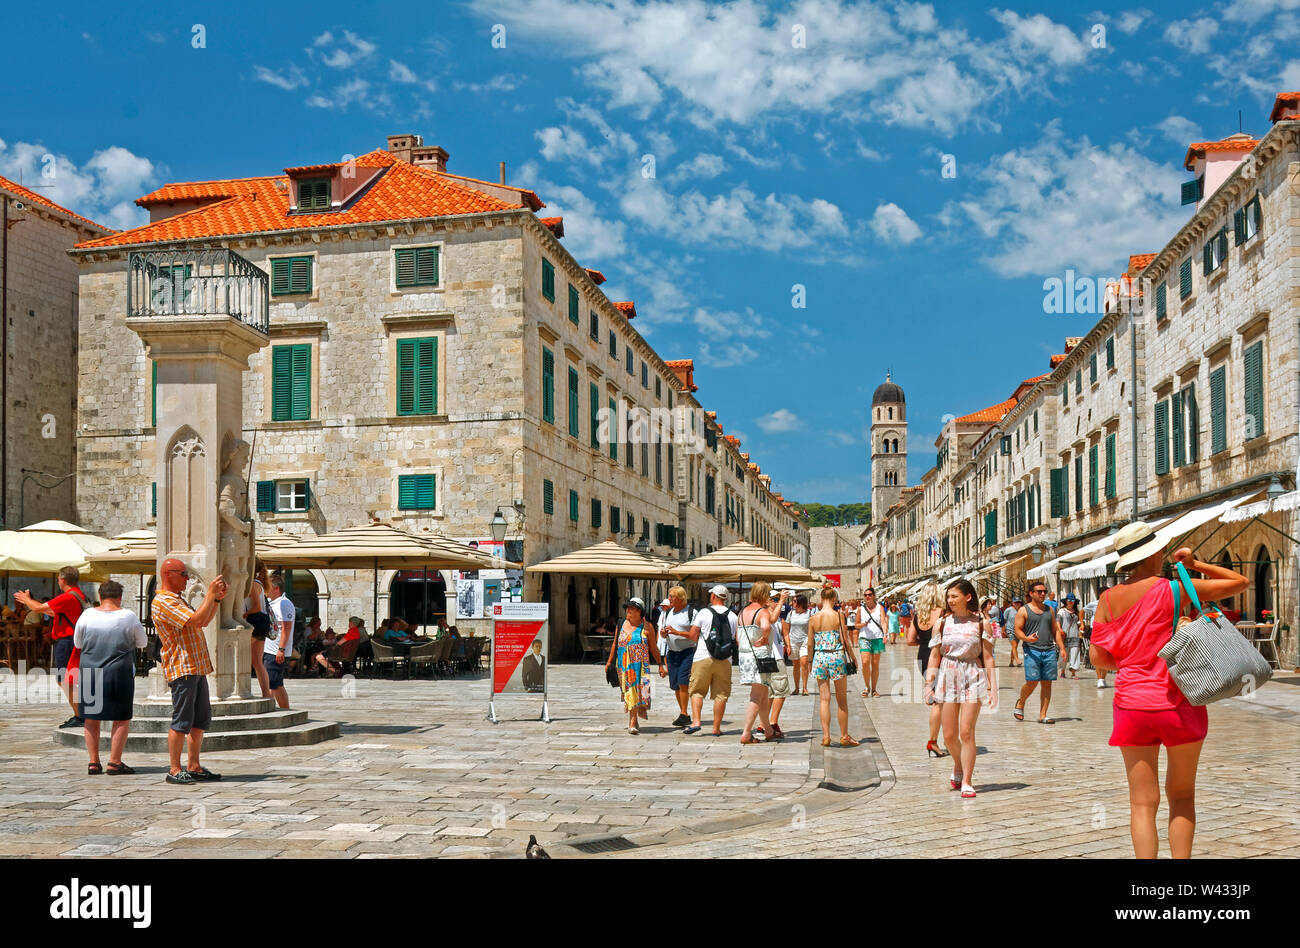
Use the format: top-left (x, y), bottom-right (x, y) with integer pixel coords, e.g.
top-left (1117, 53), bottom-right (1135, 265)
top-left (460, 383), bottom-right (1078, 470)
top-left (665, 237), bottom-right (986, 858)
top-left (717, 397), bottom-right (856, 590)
top-left (407, 640), bottom-right (437, 677)
top-left (370, 639), bottom-right (397, 679)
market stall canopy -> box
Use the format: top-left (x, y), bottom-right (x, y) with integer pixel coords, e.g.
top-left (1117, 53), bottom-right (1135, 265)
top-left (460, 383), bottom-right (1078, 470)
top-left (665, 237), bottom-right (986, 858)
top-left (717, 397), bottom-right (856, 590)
top-left (527, 539), bottom-right (674, 579)
top-left (673, 541), bottom-right (816, 583)
top-left (1060, 493), bottom-right (1260, 581)
top-left (0, 520), bottom-right (116, 577)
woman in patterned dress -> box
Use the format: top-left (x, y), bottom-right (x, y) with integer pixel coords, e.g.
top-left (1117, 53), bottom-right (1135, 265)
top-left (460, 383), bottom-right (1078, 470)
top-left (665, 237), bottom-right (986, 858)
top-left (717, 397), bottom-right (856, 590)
top-left (924, 579), bottom-right (998, 797)
top-left (809, 585), bottom-right (860, 748)
top-left (605, 597), bottom-right (665, 734)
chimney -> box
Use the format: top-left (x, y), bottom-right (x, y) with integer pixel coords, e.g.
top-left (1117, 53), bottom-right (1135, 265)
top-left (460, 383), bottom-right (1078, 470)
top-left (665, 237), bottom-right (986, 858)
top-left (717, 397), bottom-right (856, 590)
top-left (1271, 92), bottom-right (1300, 124)
top-left (1182, 132), bottom-right (1259, 210)
top-left (386, 134), bottom-right (449, 173)
top-left (500, 161), bottom-right (506, 184)
top-left (386, 134), bottom-right (423, 163)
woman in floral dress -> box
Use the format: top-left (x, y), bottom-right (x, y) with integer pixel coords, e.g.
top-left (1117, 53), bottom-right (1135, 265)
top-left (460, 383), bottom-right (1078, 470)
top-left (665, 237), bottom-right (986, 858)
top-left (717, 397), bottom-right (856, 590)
top-left (924, 579), bottom-right (998, 797)
top-left (809, 585), bottom-right (860, 748)
top-left (606, 597), bottom-right (665, 734)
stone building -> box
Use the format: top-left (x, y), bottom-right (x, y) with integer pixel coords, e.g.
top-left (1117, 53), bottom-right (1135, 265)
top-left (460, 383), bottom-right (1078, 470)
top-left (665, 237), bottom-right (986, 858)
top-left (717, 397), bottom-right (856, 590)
top-left (1, 176), bottom-right (110, 529)
top-left (863, 94), bottom-right (1299, 664)
top-left (809, 525), bottom-right (863, 596)
top-left (70, 135), bottom-right (806, 657)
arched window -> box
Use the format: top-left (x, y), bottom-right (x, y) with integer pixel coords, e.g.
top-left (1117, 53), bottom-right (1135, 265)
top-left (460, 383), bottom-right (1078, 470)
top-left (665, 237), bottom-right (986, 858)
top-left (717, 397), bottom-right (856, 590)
top-left (892, 438), bottom-right (899, 453)
top-left (1253, 545), bottom-right (1273, 623)
top-left (888, 408), bottom-right (893, 420)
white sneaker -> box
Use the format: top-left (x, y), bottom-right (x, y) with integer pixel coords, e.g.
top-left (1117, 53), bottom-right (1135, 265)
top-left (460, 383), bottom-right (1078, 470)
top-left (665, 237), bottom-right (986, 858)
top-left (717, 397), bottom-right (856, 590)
top-left (1096, 678), bottom-right (1106, 689)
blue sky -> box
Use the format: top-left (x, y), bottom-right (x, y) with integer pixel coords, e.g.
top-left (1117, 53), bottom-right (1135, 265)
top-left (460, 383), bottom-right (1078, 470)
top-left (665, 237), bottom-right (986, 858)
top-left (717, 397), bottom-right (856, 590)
top-left (4, 0), bottom-right (1297, 505)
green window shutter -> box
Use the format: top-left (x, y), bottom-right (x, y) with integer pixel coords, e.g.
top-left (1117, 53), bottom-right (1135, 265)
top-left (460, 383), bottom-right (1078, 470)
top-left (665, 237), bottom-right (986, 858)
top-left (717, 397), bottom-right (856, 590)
top-left (984, 510), bottom-right (997, 548)
top-left (611, 506), bottom-right (620, 533)
top-left (1155, 283), bottom-right (1167, 320)
top-left (1049, 467), bottom-right (1065, 518)
top-left (271, 346), bottom-right (292, 420)
top-left (1234, 208), bottom-right (1246, 246)
top-left (302, 479), bottom-right (311, 512)
top-left (151, 359), bottom-right (157, 427)
top-left (1089, 353), bottom-right (1097, 384)
top-left (151, 482), bottom-right (157, 518)
top-left (297, 178), bottom-right (330, 210)
top-left (1217, 227), bottom-right (1228, 264)
top-left (541, 348), bottom-right (555, 424)
top-left (592, 499), bottom-right (601, 529)
top-left (1074, 455), bottom-right (1083, 512)
top-left (1179, 259), bottom-right (1192, 299)
top-left (256, 481), bottom-right (275, 512)
top-left (589, 383), bottom-right (600, 449)
top-left (1105, 337), bottom-right (1114, 370)
top-left (1243, 341), bottom-right (1264, 440)
top-left (1105, 434), bottom-right (1117, 499)
top-left (395, 249), bottom-right (417, 288)
top-left (542, 259), bottom-right (555, 301)
top-left (568, 367), bottom-right (579, 437)
top-left (1172, 389), bottom-right (1185, 468)
top-left (568, 284), bottom-right (579, 324)
top-left (1089, 445), bottom-right (1099, 507)
top-left (608, 398), bottom-right (617, 460)
top-left (1209, 366), bottom-right (1227, 454)
top-left (1154, 400), bottom-right (1169, 476)
top-left (1185, 383), bottom-right (1199, 463)
top-left (543, 480), bottom-right (554, 515)
top-left (396, 338), bottom-right (432, 415)
top-left (1202, 240), bottom-right (1213, 277)
top-left (1074, 369), bottom-right (1082, 396)
top-left (569, 490), bottom-right (579, 522)
top-left (398, 475), bottom-right (415, 509)
top-left (397, 474), bottom-right (436, 510)
top-left (271, 259), bottom-right (291, 296)
top-left (290, 344), bottom-right (311, 420)
top-left (590, 310), bottom-right (599, 341)
top-left (1181, 178), bottom-right (1201, 206)
top-left (415, 247), bottom-right (438, 286)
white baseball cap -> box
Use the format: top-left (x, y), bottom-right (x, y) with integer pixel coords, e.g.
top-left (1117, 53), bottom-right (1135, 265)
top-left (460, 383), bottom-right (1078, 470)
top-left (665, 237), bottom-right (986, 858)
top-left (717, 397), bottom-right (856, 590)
top-left (709, 584), bottom-right (730, 599)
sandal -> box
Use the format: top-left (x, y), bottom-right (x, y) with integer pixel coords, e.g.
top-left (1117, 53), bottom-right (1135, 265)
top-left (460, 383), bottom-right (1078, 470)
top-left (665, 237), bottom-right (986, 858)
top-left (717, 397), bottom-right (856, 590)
top-left (87, 762), bottom-right (102, 775)
top-left (740, 735), bottom-right (759, 745)
top-left (769, 724), bottom-right (785, 739)
top-left (861, 690), bottom-right (870, 698)
top-left (871, 691), bottom-right (880, 698)
top-left (821, 737), bottom-right (832, 747)
top-left (1039, 717), bottom-right (1056, 725)
top-left (839, 735), bottom-right (860, 747)
top-left (1013, 701), bottom-right (1025, 721)
top-left (106, 762), bottom-right (135, 775)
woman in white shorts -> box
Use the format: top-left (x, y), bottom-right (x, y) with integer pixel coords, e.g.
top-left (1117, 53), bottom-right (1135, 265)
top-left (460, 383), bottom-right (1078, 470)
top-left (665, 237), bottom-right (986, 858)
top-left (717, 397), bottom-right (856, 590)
top-left (786, 594), bottom-right (812, 695)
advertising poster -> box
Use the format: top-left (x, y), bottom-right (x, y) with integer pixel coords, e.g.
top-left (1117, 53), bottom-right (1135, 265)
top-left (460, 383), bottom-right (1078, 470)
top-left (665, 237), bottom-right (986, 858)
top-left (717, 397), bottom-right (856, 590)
top-left (824, 574), bottom-right (842, 588)
top-left (489, 602), bottom-right (549, 722)
top-left (456, 579), bottom-right (483, 619)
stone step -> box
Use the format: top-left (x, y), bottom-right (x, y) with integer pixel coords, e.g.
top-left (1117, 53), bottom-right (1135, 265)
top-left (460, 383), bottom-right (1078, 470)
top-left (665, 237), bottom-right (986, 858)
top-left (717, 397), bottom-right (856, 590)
top-left (53, 719), bottom-right (340, 752)
top-left (124, 709), bottom-right (309, 733)
top-left (132, 697), bottom-right (276, 718)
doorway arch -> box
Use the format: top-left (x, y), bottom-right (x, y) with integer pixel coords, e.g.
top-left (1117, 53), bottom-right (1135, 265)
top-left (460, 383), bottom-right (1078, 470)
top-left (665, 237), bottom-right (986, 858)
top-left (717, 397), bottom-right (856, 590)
top-left (1252, 545), bottom-right (1273, 622)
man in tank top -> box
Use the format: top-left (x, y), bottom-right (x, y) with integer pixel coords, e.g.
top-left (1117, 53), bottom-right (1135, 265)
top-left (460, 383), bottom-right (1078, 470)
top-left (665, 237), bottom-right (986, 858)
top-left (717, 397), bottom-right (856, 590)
top-left (1012, 581), bottom-right (1065, 724)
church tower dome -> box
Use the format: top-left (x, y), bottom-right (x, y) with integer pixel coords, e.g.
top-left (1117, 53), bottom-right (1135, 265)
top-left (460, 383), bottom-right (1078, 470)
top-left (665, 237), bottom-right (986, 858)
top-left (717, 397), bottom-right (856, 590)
top-left (869, 372), bottom-right (907, 518)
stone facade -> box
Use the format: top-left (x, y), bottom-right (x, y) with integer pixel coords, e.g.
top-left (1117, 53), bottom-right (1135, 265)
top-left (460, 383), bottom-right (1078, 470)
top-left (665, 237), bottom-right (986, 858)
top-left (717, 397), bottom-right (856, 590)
top-left (1, 181), bottom-right (108, 528)
top-left (809, 525), bottom-right (863, 596)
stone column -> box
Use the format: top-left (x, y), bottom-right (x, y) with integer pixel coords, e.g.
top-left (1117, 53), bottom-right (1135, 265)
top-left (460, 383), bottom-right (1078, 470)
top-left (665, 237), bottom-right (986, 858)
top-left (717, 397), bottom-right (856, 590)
top-left (125, 315), bottom-right (267, 702)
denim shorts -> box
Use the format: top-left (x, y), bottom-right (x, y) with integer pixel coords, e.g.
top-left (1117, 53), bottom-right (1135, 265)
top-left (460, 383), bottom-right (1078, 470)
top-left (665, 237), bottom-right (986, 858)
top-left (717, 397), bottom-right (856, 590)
top-left (1024, 647), bottom-right (1059, 682)
top-left (263, 653), bottom-right (286, 690)
top-left (169, 674), bottom-right (212, 733)
top-left (666, 648), bottom-right (694, 689)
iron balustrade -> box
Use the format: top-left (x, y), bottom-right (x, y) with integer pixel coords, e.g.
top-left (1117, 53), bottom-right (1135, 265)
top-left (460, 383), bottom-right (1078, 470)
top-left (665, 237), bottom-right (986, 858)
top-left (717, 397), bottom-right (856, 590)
top-left (127, 248), bottom-right (269, 335)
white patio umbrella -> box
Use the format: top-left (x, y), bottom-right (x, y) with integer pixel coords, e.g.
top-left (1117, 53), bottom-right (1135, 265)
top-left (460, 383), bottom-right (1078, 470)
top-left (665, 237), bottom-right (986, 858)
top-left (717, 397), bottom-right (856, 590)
top-left (0, 520), bottom-right (116, 578)
top-left (673, 540), bottom-right (816, 587)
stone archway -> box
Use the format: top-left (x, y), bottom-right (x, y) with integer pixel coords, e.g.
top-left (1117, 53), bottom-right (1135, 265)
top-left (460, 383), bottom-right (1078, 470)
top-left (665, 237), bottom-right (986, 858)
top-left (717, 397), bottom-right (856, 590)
top-left (378, 568), bottom-right (455, 632)
top-left (1252, 546), bottom-right (1274, 622)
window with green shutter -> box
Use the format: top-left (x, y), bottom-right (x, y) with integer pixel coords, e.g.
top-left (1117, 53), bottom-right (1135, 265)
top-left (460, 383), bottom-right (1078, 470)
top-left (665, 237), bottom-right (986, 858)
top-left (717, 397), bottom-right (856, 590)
top-left (394, 247), bottom-right (439, 288)
top-left (270, 256), bottom-right (313, 296)
top-left (1049, 466), bottom-right (1066, 517)
top-left (396, 337), bottom-right (437, 415)
top-left (1209, 366), bottom-right (1227, 454)
top-left (1180, 176), bottom-right (1203, 206)
top-left (1184, 383), bottom-right (1199, 463)
top-left (1105, 433), bottom-right (1117, 499)
top-left (297, 178), bottom-right (331, 211)
top-left (542, 259), bottom-right (555, 302)
top-left (590, 310), bottom-right (599, 341)
top-left (568, 284), bottom-right (579, 324)
top-left (1243, 192), bottom-right (1262, 243)
top-left (1154, 399), bottom-right (1170, 476)
top-left (1089, 444), bottom-right (1099, 507)
top-left (1155, 283), bottom-right (1167, 320)
top-left (610, 506), bottom-right (621, 533)
top-left (541, 348), bottom-right (555, 424)
top-left (1089, 353), bottom-right (1097, 384)
top-left (1179, 258), bottom-right (1192, 300)
top-left (608, 398), bottom-right (617, 460)
top-left (1243, 341), bottom-right (1264, 440)
top-left (256, 481), bottom-right (276, 512)
top-left (1172, 389), bottom-right (1185, 468)
top-left (1074, 455), bottom-right (1083, 512)
top-left (569, 490), bottom-right (579, 522)
top-left (589, 383), bottom-right (600, 449)
top-left (271, 344), bottom-right (311, 421)
top-left (151, 482), bottom-right (157, 518)
top-left (984, 510), bottom-right (997, 548)
top-left (1105, 336), bottom-right (1114, 370)
top-left (591, 499), bottom-right (601, 529)
top-left (625, 348), bottom-right (633, 376)
top-left (608, 330), bottom-right (616, 358)
top-left (151, 360), bottom-right (157, 427)
top-left (397, 474), bottom-right (436, 510)
top-left (568, 367), bottom-right (580, 437)
top-left (543, 480), bottom-right (554, 515)
top-left (1074, 369), bottom-right (1082, 396)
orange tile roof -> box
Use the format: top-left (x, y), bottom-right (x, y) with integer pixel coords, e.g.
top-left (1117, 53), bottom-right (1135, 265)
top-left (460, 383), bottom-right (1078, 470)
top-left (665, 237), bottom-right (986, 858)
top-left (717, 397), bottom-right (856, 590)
top-left (0, 174), bottom-right (110, 233)
top-left (1270, 92), bottom-right (1300, 123)
top-left (724, 435), bottom-right (740, 447)
top-left (614, 301), bottom-right (637, 320)
top-left (77, 149), bottom-right (535, 250)
top-left (584, 268), bottom-right (606, 285)
top-left (955, 397), bottom-right (1017, 425)
top-left (705, 411), bottom-right (717, 420)
top-left (540, 216), bottom-right (564, 237)
top-left (428, 168), bottom-right (543, 210)
top-left (1184, 137), bottom-right (1260, 170)
top-left (665, 358), bottom-right (698, 392)
top-left (1128, 253), bottom-right (1156, 275)
top-left (1050, 354), bottom-right (1067, 367)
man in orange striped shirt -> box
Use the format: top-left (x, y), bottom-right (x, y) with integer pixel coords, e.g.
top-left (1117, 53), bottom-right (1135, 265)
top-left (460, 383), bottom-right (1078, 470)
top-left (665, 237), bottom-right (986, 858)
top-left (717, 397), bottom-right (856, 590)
top-left (151, 559), bottom-right (226, 785)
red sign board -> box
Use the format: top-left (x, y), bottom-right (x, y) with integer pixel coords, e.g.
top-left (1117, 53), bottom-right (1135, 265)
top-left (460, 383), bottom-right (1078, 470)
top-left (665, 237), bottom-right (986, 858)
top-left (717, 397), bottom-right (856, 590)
top-left (824, 574), bottom-right (842, 588)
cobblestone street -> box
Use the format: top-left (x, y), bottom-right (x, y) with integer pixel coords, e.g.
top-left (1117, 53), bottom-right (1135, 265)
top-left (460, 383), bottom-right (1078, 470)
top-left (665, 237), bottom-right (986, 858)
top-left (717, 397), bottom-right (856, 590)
top-left (1, 645), bottom-right (1296, 858)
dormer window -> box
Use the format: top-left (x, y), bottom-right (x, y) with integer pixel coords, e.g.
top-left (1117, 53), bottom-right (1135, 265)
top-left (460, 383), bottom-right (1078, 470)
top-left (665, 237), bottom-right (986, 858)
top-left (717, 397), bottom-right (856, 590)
top-left (1180, 176), bottom-right (1204, 206)
top-left (297, 178), bottom-right (331, 211)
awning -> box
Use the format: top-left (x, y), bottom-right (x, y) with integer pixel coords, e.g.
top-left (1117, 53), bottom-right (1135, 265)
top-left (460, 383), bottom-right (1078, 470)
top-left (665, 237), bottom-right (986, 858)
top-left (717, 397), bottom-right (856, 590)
top-left (1061, 492), bottom-right (1261, 580)
top-left (1221, 489), bottom-right (1300, 523)
top-left (1027, 523), bottom-right (1170, 580)
top-left (972, 558), bottom-right (1010, 579)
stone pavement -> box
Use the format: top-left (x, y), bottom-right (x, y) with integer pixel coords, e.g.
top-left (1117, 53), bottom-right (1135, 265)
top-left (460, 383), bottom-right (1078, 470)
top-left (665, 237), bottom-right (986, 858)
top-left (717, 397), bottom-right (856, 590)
top-left (0, 649), bottom-right (1296, 858)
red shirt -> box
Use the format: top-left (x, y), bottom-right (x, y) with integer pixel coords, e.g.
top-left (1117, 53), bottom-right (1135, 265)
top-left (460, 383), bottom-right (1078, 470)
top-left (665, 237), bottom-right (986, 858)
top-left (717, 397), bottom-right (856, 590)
top-left (343, 626), bottom-right (361, 642)
top-left (1090, 580), bottom-right (1185, 711)
top-left (47, 589), bottom-right (87, 640)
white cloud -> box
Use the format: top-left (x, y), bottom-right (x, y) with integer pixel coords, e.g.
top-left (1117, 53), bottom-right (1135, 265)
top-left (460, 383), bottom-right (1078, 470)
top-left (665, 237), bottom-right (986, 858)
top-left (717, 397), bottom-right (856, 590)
top-left (0, 139), bottom-right (161, 230)
top-left (305, 77), bottom-right (383, 111)
top-left (991, 9), bottom-right (1090, 66)
top-left (536, 126), bottom-right (593, 163)
top-left (453, 74), bottom-right (523, 93)
top-left (1164, 18), bottom-right (1219, 54)
top-left (313, 29), bottom-right (376, 69)
top-left (870, 203), bottom-right (922, 245)
top-left (666, 153), bottom-right (725, 184)
top-left (253, 65), bottom-right (308, 90)
top-left (698, 341), bottom-right (757, 368)
top-left (1155, 115), bottom-right (1202, 145)
top-left (1223, 0), bottom-right (1300, 23)
top-left (1115, 10), bottom-right (1150, 34)
top-left (855, 141), bottom-right (888, 162)
top-left (943, 121), bottom-right (1187, 279)
top-left (757, 409), bottom-right (802, 433)
top-left (388, 60), bottom-right (418, 83)
top-left (1281, 60), bottom-right (1300, 89)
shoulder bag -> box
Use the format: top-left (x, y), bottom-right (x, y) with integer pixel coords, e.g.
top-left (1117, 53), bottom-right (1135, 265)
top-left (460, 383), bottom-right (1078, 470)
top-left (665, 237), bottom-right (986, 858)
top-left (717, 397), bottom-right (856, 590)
top-left (740, 606), bottom-right (779, 675)
top-left (1158, 564), bottom-right (1272, 705)
top-left (606, 624), bottom-right (634, 688)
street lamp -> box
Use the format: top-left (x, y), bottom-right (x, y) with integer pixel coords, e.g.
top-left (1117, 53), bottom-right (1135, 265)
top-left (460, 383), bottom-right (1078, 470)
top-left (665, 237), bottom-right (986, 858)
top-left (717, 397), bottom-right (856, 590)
top-left (635, 536), bottom-right (650, 555)
top-left (1031, 544), bottom-right (1043, 564)
top-left (490, 509), bottom-right (508, 543)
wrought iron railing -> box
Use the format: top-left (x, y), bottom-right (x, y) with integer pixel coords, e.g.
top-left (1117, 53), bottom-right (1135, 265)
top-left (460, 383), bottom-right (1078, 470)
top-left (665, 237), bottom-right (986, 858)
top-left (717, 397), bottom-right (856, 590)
top-left (127, 248), bottom-right (269, 334)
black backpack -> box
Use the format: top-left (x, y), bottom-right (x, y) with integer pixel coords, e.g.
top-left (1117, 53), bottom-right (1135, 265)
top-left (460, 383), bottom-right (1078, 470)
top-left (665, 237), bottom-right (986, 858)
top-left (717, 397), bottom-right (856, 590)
top-left (704, 606), bottom-right (736, 661)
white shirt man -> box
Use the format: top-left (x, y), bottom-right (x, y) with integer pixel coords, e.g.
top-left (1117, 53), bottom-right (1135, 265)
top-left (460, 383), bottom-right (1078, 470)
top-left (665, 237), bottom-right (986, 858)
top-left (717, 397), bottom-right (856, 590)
top-left (685, 585), bottom-right (738, 736)
top-left (265, 580), bottom-right (294, 710)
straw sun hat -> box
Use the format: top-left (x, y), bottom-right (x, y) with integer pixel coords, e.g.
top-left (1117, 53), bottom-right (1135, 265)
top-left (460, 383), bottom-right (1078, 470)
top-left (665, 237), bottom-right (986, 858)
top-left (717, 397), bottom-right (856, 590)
top-left (1113, 521), bottom-right (1167, 571)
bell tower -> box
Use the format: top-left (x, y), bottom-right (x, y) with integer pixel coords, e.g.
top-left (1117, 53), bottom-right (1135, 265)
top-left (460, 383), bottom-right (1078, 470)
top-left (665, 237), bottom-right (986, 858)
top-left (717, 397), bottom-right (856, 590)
top-left (870, 373), bottom-right (907, 517)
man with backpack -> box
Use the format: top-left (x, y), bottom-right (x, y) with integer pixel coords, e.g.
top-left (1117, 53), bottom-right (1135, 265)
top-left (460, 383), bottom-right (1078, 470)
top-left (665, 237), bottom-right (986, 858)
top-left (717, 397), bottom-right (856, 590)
top-left (658, 587), bottom-right (696, 727)
top-left (684, 585), bottom-right (738, 736)
top-left (16, 566), bottom-right (88, 729)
